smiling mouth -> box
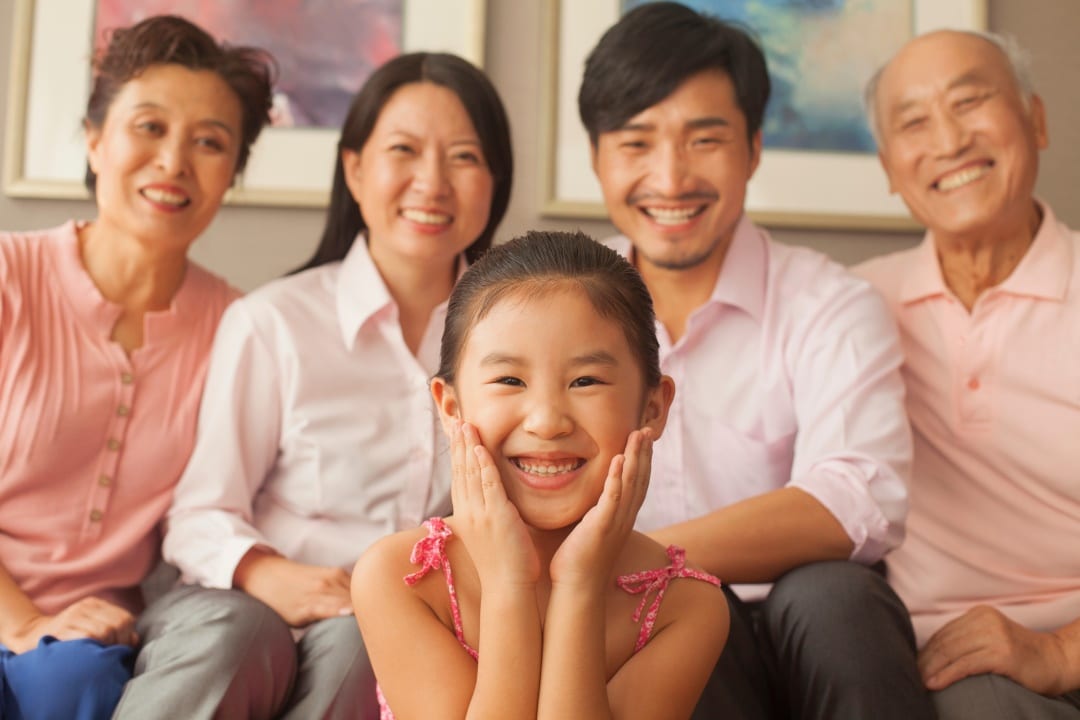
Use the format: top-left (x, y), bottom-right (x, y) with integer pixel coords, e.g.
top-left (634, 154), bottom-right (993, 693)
top-left (141, 187), bottom-right (190, 208)
top-left (641, 206), bottom-right (706, 226)
top-left (934, 163), bottom-right (993, 192)
top-left (511, 457), bottom-right (585, 476)
top-left (401, 209), bottom-right (452, 225)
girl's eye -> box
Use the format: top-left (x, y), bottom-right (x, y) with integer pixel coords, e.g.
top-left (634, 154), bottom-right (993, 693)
top-left (570, 376), bottom-right (603, 388)
top-left (136, 121), bottom-right (164, 135)
top-left (390, 143), bottom-right (415, 154)
top-left (494, 376), bottom-right (524, 387)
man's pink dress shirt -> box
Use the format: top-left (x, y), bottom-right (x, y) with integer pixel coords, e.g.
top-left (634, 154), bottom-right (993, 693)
top-left (856, 203), bottom-right (1080, 647)
top-left (0, 222), bottom-right (237, 615)
top-left (163, 237), bottom-right (452, 588)
top-left (608, 215), bottom-right (911, 598)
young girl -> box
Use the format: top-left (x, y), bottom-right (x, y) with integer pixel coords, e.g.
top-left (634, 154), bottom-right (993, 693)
top-left (353, 230), bottom-right (730, 719)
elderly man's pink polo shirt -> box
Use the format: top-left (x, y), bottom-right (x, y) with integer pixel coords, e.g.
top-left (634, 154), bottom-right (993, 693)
top-left (0, 222), bottom-right (237, 615)
top-left (856, 203), bottom-right (1080, 647)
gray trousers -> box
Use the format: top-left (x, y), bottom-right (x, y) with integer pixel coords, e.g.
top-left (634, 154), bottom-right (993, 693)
top-left (692, 561), bottom-right (935, 720)
top-left (934, 673), bottom-right (1080, 720)
top-left (113, 585), bottom-right (378, 720)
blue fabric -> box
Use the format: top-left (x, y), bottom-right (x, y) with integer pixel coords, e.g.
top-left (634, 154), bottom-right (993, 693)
top-left (0, 636), bottom-right (133, 720)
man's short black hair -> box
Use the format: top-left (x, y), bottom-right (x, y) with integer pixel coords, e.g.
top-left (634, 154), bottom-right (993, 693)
top-left (578, 1), bottom-right (770, 145)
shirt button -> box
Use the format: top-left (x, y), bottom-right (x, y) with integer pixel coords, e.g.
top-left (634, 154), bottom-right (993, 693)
top-left (117, 405), bottom-right (131, 417)
top-left (98, 474), bottom-right (112, 487)
top-left (89, 510), bottom-right (103, 522)
top-left (121, 372), bottom-right (134, 385)
top-left (107, 438), bottom-right (121, 451)
top-left (967, 377), bottom-right (981, 390)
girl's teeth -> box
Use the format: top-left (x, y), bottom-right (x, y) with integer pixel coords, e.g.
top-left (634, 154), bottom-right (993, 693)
top-left (514, 459), bottom-right (580, 476)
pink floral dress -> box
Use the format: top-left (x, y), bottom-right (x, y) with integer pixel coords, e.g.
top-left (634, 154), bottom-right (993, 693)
top-left (377, 517), bottom-right (721, 719)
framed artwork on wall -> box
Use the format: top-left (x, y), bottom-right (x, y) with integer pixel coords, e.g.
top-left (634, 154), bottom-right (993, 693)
top-left (3, 0), bottom-right (486, 207)
top-left (540, 0), bottom-right (987, 230)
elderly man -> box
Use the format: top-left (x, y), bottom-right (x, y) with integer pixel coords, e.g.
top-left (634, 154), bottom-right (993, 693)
top-left (578, 4), bottom-right (933, 719)
top-left (858, 30), bottom-right (1080, 719)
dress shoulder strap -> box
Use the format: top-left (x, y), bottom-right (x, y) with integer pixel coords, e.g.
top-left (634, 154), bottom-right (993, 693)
top-left (403, 517), bottom-right (478, 659)
top-left (615, 545), bottom-right (720, 652)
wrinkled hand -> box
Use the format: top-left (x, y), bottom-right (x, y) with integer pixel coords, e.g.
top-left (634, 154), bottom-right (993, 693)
top-left (234, 550), bottom-right (352, 627)
top-left (920, 605), bottom-right (1071, 695)
top-left (550, 428), bottom-right (653, 588)
top-left (5, 597), bottom-right (138, 653)
top-left (450, 420), bottom-right (540, 590)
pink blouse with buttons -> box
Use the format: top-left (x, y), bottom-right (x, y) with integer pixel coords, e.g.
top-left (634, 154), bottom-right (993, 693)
top-left (0, 222), bottom-right (238, 615)
top-left (378, 517), bottom-right (720, 719)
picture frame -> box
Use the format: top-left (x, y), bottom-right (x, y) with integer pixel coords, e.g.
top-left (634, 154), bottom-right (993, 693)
top-left (540, 0), bottom-right (987, 230)
top-left (3, 0), bottom-right (487, 207)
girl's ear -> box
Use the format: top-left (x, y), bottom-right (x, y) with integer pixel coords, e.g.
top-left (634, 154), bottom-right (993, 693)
top-left (430, 377), bottom-right (461, 435)
top-left (639, 375), bottom-right (675, 439)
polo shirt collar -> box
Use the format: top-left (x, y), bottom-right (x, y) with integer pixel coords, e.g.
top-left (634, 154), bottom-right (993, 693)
top-left (900, 200), bottom-right (1071, 304)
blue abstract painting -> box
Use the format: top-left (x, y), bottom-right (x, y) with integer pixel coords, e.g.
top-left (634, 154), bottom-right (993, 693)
top-left (623, 0), bottom-right (913, 153)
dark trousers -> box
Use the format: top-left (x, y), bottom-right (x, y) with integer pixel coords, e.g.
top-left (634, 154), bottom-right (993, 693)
top-left (693, 561), bottom-right (935, 720)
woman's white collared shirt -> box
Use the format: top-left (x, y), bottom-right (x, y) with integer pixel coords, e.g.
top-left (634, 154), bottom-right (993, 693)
top-left (163, 237), bottom-right (454, 588)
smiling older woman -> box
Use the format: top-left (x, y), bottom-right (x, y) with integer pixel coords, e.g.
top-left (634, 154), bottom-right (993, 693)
top-left (0, 15), bottom-right (275, 720)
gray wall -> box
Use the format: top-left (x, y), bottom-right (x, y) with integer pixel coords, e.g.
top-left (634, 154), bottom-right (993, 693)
top-left (1, 0), bottom-right (1076, 291)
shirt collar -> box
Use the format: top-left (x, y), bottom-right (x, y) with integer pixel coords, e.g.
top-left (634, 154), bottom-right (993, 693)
top-left (608, 213), bottom-right (766, 322)
top-left (707, 214), bottom-right (766, 322)
top-left (336, 235), bottom-right (395, 349)
top-left (335, 234), bottom-right (467, 350)
top-left (51, 220), bottom-right (224, 343)
top-left (900, 200), bottom-right (1072, 304)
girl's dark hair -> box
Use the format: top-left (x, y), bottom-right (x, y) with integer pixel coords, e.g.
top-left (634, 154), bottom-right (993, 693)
top-left (437, 230), bottom-right (661, 388)
top-left (578, 1), bottom-right (769, 146)
top-left (293, 52), bottom-right (513, 273)
top-left (84, 14), bottom-right (276, 192)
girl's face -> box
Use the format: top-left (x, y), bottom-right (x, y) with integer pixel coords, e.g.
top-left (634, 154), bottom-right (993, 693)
top-left (343, 82), bottom-right (494, 275)
top-left (433, 285), bottom-right (673, 530)
top-left (85, 63), bottom-right (243, 255)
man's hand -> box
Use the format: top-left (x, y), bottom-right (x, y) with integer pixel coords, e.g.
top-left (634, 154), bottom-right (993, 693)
top-left (920, 605), bottom-right (1073, 695)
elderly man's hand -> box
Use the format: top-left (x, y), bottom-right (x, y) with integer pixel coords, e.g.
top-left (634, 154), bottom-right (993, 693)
top-left (920, 605), bottom-right (1073, 695)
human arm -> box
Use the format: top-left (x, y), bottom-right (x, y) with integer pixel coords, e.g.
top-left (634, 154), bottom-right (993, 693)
top-left (354, 421), bottom-right (542, 719)
top-left (920, 607), bottom-right (1080, 695)
top-left (538, 431), bottom-right (651, 719)
top-left (162, 300), bottom-right (284, 589)
top-left (652, 280), bottom-right (909, 581)
top-left (0, 562), bottom-right (137, 652)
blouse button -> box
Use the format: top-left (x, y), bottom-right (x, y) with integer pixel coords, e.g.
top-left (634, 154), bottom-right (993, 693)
top-left (107, 438), bottom-right (122, 451)
top-left (117, 405), bottom-right (130, 417)
top-left (98, 474), bottom-right (112, 487)
top-left (121, 372), bottom-right (134, 385)
top-left (89, 510), bottom-right (104, 522)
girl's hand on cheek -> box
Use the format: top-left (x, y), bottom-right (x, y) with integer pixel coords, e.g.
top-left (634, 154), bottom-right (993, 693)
top-left (551, 428), bottom-right (654, 589)
top-left (450, 420), bottom-right (540, 590)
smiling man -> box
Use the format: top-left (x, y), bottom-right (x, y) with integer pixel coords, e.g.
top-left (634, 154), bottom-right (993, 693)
top-left (577, 3), bottom-right (932, 719)
top-left (857, 30), bottom-right (1080, 719)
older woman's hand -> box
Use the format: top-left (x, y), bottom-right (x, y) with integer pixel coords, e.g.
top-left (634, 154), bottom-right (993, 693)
top-left (4, 597), bottom-right (138, 653)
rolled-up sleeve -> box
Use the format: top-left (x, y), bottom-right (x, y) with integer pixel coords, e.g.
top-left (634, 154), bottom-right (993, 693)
top-left (786, 279), bottom-right (911, 563)
top-left (163, 299), bottom-right (284, 588)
